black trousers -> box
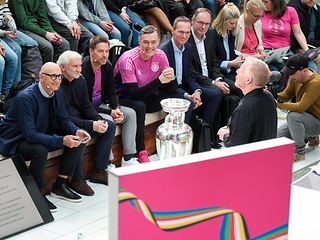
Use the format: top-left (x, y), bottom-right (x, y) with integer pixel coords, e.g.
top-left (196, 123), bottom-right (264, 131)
top-left (17, 141), bottom-right (85, 188)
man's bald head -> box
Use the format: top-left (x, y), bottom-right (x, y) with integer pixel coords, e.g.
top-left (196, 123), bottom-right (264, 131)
top-left (40, 62), bottom-right (61, 75)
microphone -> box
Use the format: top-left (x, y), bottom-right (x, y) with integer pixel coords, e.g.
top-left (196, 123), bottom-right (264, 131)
top-left (46, 85), bottom-right (50, 89)
top-left (93, 59), bottom-right (97, 62)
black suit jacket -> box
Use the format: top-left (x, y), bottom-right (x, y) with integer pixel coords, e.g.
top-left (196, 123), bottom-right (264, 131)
top-left (212, 29), bottom-right (237, 77)
top-left (187, 28), bottom-right (224, 86)
top-left (159, 39), bottom-right (201, 94)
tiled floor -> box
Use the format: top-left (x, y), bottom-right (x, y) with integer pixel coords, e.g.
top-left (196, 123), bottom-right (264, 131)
top-left (6, 113), bottom-right (320, 239)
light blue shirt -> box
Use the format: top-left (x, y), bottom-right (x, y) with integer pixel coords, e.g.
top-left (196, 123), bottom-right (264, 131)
top-left (171, 38), bottom-right (185, 85)
top-left (221, 32), bottom-right (231, 73)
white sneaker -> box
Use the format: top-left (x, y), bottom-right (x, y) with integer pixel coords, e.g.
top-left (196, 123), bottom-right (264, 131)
top-left (121, 157), bottom-right (140, 167)
top-left (106, 164), bottom-right (116, 172)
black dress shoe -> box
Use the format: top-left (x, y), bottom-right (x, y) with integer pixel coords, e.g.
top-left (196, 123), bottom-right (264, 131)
top-left (211, 141), bottom-right (222, 149)
top-left (51, 177), bottom-right (82, 203)
top-left (44, 195), bottom-right (57, 213)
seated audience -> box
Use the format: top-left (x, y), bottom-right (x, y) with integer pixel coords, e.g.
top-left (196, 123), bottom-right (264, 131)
top-left (218, 57), bottom-right (277, 146)
top-left (102, 0), bottom-right (146, 46)
top-left (160, 16), bottom-right (223, 148)
top-left (277, 54), bottom-right (320, 161)
top-left (261, 0), bottom-right (309, 70)
top-left (82, 36), bottom-right (141, 166)
top-left (212, 3), bottom-right (242, 81)
top-left (0, 62), bottom-right (93, 212)
top-left (45, 0), bottom-right (93, 54)
top-left (0, 0), bottom-right (39, 103)
top-left (58, 50), bottom-right (116, 184)
top-left (114, 25), bottom-right (188, 159)
top-left (78, 0), bottom-right (122, 42)
top-left (9, 0), bottom-right (69, 63)
top-left (161, 0), bottom-right (203, 20)
top-left (235, 0), bottom-right (266, 60)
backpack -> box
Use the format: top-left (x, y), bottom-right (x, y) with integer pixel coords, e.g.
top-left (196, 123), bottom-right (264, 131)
top-left (108, 40), bottom-right (131, 66)
top-left (10, 46), bottom-right (42, 97)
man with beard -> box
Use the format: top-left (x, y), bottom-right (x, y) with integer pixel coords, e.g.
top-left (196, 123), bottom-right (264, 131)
top-left (58, 50), bottom-right (116, 186)
top-left (82, 36), bottom-right (140, 166)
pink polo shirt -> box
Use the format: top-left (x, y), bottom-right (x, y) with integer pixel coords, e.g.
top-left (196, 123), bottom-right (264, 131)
top-left (113, 47), bottom-right (169, 87)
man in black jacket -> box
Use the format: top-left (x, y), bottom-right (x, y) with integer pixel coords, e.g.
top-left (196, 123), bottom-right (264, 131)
top-left (58, 50), bottom-right (116, 186)
top-left (82, 36), bottom-right (143, 165)
top-left (217, 57), bottom-right (277, 146)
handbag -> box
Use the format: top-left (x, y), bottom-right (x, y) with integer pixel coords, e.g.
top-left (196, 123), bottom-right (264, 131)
top-left (189, 115), bottom-right (212, 153)
top-left (127, 0), bottom-right (158, 14)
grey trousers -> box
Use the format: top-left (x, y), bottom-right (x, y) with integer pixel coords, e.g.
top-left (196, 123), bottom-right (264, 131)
top-left (277, 111), bottom-right (320, 154)
top-left (99, 105), bottom-right (137, 155)
top-left (21, 30), bottom-right (70, 63)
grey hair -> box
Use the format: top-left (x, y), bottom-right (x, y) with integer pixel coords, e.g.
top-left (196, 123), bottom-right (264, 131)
top-left (56, 50), bottom-right (82, 66)
top-left (245, 57), bottom-right (270, 87)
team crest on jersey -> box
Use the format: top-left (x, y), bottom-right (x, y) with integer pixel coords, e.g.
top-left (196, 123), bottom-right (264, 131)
top-left (151, 62), bottom-right (160, 72)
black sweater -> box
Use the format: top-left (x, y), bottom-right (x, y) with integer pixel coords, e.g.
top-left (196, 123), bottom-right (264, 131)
top-left (224, 88), bottom-right (277, 147)
top-left (82, 56), bottom-right (119, 115)
top-left (60, 76), bottom-right (103, 132)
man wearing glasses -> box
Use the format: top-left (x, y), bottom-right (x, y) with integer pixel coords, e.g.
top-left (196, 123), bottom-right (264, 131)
top-left (159, 16), bottom-right (222, 148)
top-left (0, 62), bottom-right (91, 213)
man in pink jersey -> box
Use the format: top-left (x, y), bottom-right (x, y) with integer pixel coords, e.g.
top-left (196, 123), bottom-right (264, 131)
top-left (114, 25), bottom-right (193, 159)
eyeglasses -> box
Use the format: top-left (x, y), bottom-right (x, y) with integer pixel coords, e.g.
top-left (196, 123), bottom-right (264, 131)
top-left (42, 73), bottom-right (63, 81)
top-left (176, 30), bottom-right (191, 36)
top-left (248, 8), bottom-right (263, 19)
top-left (194, 19), bottom-right (211, 27)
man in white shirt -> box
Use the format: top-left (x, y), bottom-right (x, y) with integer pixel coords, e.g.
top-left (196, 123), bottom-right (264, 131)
top-left (45, 0), bottom-right (93, 54)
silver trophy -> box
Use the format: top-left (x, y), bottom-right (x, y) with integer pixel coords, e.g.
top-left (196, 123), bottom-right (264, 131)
top-left (156, 98), bottom-right (193, 160)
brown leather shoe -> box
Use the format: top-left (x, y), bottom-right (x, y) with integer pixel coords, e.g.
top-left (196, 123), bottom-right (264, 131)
top-left (308, 136), bottom-right (319, 147)
top-left (294, 152), bottom-right (305, 162)
top-left (89, 168), bottom-right (108, 185)
top-left (67, 177), bottom-right (94, 196)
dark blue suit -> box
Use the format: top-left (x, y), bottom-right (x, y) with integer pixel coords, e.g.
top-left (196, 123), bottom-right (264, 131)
top-left (159, 39), bottom-right (223, 133)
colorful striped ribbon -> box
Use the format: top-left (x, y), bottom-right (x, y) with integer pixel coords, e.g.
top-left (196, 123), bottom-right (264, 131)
top-left (119, 188), bottom-right (288, 239)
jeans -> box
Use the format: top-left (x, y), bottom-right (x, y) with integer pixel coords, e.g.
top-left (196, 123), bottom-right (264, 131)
top-left (201, 0), bottom-right (240, 16)
top-left (108, 8), bottom-right (145, 46)
top-left (13, 30), bottom-right (38, 48)
top-left (80, 18), bottom-right (121, 41)
top-left (277, 111), bottom-right (320, 154)
top-left (0, 39), bottom-right (20, 95)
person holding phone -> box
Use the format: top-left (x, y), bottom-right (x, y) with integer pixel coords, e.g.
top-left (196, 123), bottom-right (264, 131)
top-left (0, 62), bottom-right (93, 213)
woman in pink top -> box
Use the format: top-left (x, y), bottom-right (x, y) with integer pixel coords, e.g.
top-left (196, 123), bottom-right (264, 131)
top-left (235, 0), bottom-right (266, 59)
top-left (261, 0), bottom-right (308, 69)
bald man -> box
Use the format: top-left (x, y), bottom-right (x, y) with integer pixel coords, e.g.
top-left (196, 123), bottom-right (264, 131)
top-left (217, 57), bottom-right (277, 147)
top-left (0, 62), bottom-right (92, 212)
